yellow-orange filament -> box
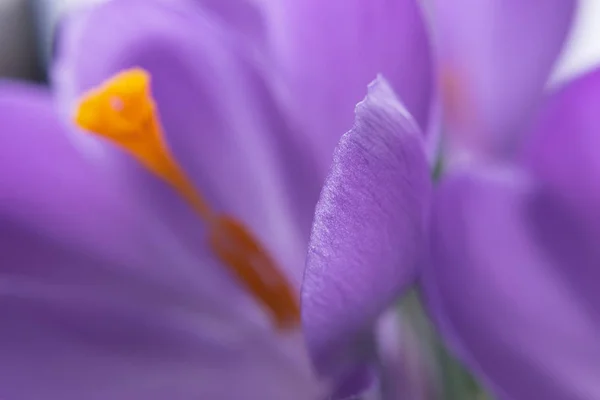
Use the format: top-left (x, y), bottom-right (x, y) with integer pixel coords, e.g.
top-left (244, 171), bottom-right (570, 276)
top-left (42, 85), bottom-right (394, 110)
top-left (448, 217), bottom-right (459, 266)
top-left (74, 67), bottom-right (300, 330)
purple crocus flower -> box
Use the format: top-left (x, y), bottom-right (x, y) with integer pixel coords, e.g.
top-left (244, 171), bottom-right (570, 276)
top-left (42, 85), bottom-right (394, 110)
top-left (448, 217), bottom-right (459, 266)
top-left (0, 0), bottom-right (435, 398)
top-left (302, 0), bottom-right (600, 399)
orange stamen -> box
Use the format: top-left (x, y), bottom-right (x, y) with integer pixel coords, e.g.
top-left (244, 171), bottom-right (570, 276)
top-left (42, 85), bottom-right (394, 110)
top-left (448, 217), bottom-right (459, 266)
top-left (74, 67), bottom-right (300, 330)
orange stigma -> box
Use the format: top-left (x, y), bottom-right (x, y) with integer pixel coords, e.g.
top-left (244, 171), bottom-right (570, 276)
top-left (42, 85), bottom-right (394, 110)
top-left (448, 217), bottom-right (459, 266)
top-left (74, 67), bottom-right (300, 330)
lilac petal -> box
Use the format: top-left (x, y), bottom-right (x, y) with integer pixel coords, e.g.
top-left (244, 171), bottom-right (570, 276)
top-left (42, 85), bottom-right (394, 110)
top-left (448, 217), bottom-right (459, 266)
top-left (52, 0), bottom-right (320, 284)
top-left (0, 83), bottom-right (322, 399)
top-left (1, 224), bottom-right (323, 399)
top-left (423, 167), bottom-right (600, 400)
top-left (523, 66), bottom-right (600, 238)
top-left (263, 0), bottom-right (434, 173)
top-left (434, 0), bottom-right (576, 155)
top-left (302, 77), bottom-right (431, 381)
top-left (521, 67), bottom-right (600, 318)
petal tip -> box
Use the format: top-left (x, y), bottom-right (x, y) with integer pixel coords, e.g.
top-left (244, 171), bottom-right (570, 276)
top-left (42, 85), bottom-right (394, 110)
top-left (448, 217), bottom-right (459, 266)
top-left (358, 74), bottom-right (395, 109)
top-left (354, 74), bottom-right (421, 139)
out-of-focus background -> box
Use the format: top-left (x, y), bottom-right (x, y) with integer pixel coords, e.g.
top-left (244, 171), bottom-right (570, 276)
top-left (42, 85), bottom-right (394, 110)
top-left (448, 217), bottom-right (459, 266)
top-left (0, 0), bottom-right (39, 79)
top-left (0, 0), bottom-right (103, 80)
top-left (1, 0), bottom-right (599, 398)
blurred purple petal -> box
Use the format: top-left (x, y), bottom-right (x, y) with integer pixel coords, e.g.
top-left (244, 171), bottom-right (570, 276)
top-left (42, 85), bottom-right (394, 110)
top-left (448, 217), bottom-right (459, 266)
top-left (302, 77), bottom-right (431, 381)
top-left (434, 0), bottom-right (576, 154)
top-left (520, 66), bottom-right (600, 322)
top-left (264, 0), bottom-right (434, 172)
top-left (523, 66), bottom-right (600, 237)
top-left (1, 224), bottom-right (321, 399)
top-left (0, 82), bottom-right (322, 399)
top-left (423, 167), bottom-right (600, 400)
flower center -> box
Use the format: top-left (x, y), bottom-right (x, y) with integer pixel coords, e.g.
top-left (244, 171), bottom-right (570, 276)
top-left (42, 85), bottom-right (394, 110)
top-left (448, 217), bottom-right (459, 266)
top-left (74, 67), bottom-right (300, 331)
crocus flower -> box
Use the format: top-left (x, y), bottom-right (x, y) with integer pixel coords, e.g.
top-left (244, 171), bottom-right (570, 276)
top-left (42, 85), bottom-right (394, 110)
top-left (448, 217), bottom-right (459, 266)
top-left (302, 0), bottom-right (600, 399)
top-left (1, 0), bottom-right (435, 398)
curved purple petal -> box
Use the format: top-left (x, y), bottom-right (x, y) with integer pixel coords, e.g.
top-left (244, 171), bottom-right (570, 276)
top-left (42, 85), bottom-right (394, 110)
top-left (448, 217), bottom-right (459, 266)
top-left (523, 66), bottom-right (600, 238)
top-left (0, 83), bottom-right (322, 399)
top-left (302, 77), bottom-right (431, 382)
top-left (520, 66), bottom-right (600, 319)
top-left (434, 0), bottom-right (576, 155)
top-left (263, 0), bottom-right (434, 172)
top-left (1, 224), bottom-right (322, 400)
top-left (423, 167), bottom-right (600, 400)
top-left (52, 0), bottom-right (320, 284)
